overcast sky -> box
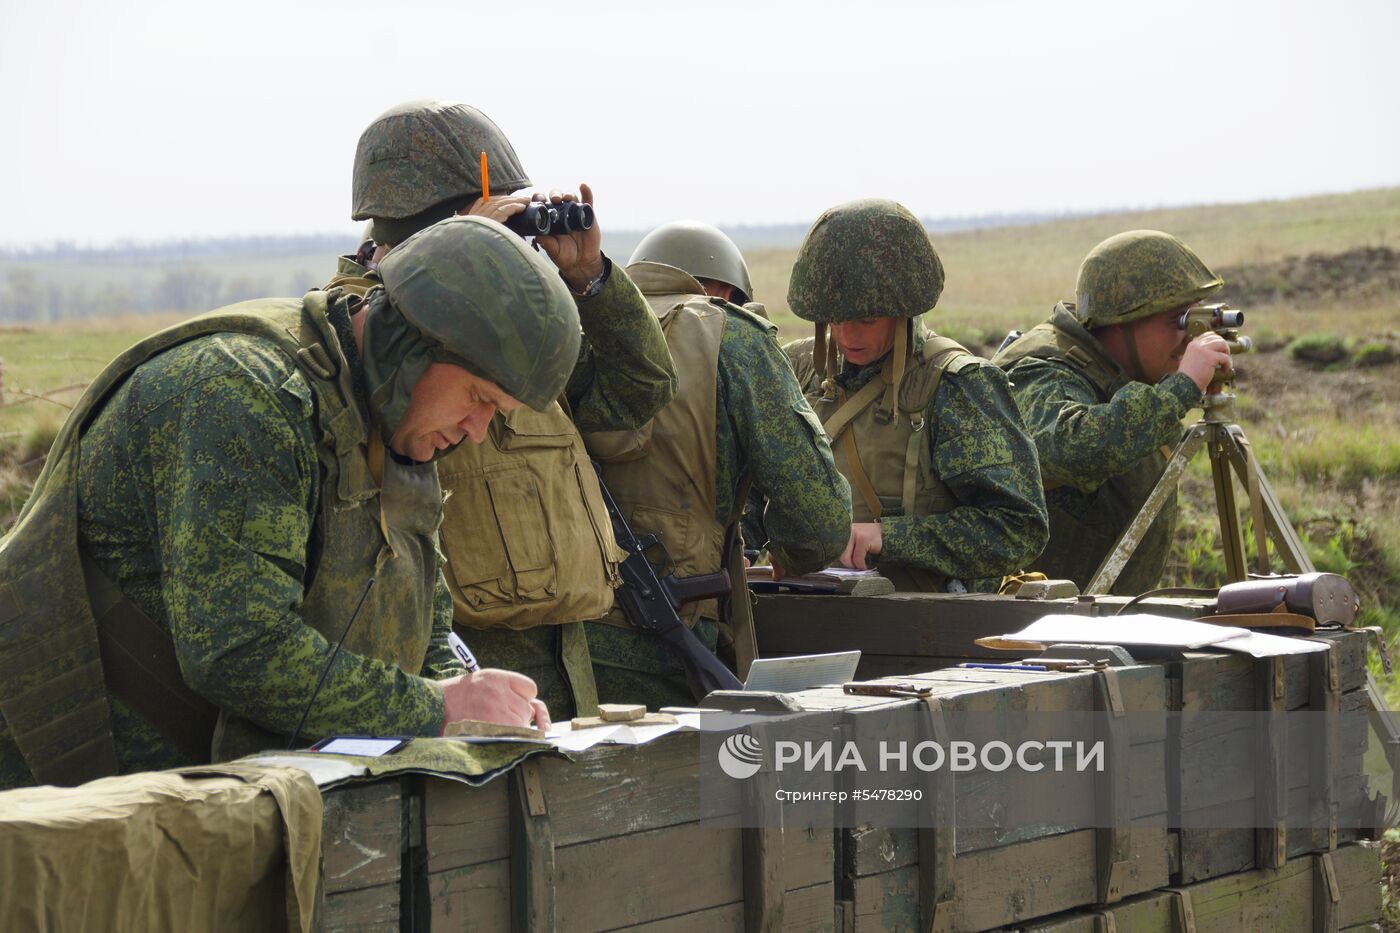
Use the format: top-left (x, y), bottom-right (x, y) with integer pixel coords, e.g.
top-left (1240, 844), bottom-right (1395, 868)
top-left (2, 0), bottom-right (1396, 247)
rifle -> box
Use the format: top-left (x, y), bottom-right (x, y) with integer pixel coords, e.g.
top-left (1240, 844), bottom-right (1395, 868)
top-left (592, 462), bottom-right (744, 699)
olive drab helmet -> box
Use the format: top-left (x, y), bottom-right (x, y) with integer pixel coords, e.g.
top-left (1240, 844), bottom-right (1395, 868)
top-left (787, 198), bottom-right (945, 392)
top-left (377, 215), bottom-right (580, 411)
top-left (629, 220), bottom-right (755, 304)
top-left (1076, 230), bottom-right (1223, 328)
top-left (787, 198), bottom-right (944, 323)
top-left (351, 100), bottom-right (531, 222)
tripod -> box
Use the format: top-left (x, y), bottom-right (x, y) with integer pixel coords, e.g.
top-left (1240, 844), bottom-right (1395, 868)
top-left (1084, 362), bottom-right (1313, 596)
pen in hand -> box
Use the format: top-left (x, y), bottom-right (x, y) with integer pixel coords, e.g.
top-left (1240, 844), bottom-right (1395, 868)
top-left (447, 632), bottom-right (482, 673)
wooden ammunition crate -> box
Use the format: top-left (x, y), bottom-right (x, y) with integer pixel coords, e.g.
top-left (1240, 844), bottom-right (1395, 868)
top-left (1170, 630), bottom-right (1376, 884)
top-left (755, 592), bottom-right (1209, 679)
top-left (318, 778), bottom-right (407, 932)
top-left (422, 732), bottom-right (834, 931)
top-left (780, 663), bottom-right (1171, 933)
top-left (1010, 843), bottom-right (1383, 932)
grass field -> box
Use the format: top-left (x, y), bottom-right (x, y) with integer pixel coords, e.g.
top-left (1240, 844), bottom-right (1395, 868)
top-left (3, 188), bottom-right (1399, 702)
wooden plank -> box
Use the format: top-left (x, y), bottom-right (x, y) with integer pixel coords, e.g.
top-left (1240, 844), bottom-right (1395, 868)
top-left (1014, 890), bottom-right (1178, 932)
top-left (743, 727), bottom-right (787, 933)
top-left (427, 859), bottom-right (509, 933)
top-left (617, 882), bottom-right (834, 933)
top-left (1333, 844), bottom-right (1383, 929)
top-left (850, 824), bottom-right (1168, 932)
top-left (509, 759), bottom-right (554, 931)
top-left (321, 781), bottom-right (402, 894)
top-left (319, 883), bottom-right (401, 932)
top-left (423, 777), bottom-right (508, 871)
top-left (1186, 851), bottom-right (1313, 933)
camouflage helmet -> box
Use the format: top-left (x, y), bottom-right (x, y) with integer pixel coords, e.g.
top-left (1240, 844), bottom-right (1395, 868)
top-left (629, 220), bottom-right (754, 302)
top-left (377, 215), bottom-right (580, 411)
top-left (1076, 230), bottom-right (1223, 328)
top-left (352, 100), bottom-right (531, 221)
top-left (787, 198), bottom-right (943, 323)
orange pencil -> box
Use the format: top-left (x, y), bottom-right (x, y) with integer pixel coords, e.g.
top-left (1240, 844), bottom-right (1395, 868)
top-left (480, 151), bottom-right (490, 203)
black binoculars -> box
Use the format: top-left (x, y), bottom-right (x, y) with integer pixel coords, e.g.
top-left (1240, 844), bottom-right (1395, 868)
top-left (503, 201), bottom-right (595, 238)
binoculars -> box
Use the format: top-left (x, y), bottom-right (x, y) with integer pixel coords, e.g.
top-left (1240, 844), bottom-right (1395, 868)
top-left (503, 201), bottom-right (595, 238)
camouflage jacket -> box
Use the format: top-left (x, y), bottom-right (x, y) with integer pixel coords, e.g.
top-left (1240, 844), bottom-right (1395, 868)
top-left (783, 327), bottom-right (1048, 590)
top-left (0, 291), bottom-right (465, 788)
top-left (994, 303), bottom-right (1202, 593)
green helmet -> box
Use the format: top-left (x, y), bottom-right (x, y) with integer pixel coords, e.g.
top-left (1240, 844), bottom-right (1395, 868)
top-left (351, 100), bottom-right (531, 222)
top-left (629, 220), bottom-right (754, 302)
top-left (374, 215), bottom-right (580, 412)
top-left (1076, 230), bottom-right (1222, 327)
top-left (787, 198), bottom-right (943, 323)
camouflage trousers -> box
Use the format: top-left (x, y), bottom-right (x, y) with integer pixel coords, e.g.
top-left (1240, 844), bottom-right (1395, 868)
top-left (457, 622), bottom-right (598, 722)
top-left (585, 618), bottom-right (722, 711)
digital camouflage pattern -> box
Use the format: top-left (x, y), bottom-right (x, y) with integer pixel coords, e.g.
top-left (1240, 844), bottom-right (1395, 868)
top-left (628, 220), bottom-right (755, 302)
top-left (0, 293), bottom-right (465, 787)
top-left (1076, 230), bottom-right (1223, 327)
top-left (352, 100), bottom-right (530, 220)
top-left (373, 215), bottom-right (582, 415)
top-left (783, 328), bottom-right (1048, 591)
top-left (787, 199), bottom-right (944, 323)
top-left (561, 260), bottom-right (680, 433)
top-left (584, 262), bottom-right (851, 709)
top-left (994, 303), bottom-right (1204, 594)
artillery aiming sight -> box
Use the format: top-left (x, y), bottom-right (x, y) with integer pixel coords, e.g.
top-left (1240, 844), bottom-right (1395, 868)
top-left (503, 201), bottom-right (595, 238)
top-left (1179, 302), bottom-right (1251, 397)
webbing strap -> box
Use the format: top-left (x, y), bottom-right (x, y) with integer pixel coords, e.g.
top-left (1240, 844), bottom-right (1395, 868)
top-left (822, 363), bottom-right (890, 443)
top-left (558, 622), bottom-right (599, 718)
top-left (725, 520), bottom-right (759, 682)
top-left (366, 434), bottom-right (396, 567)
top-left (1305, 640), bottom-right (1341, 853)
top-left (83, 551), bottom-right (218, 761)
top-left (900, 412), bottom-right (925, 519)
top-left (1095, 668), bottom-right (1131, 905)
top-left (840, 428), bottom-right (883, 520)
top-left (917, 697), bottom-right (956, 933)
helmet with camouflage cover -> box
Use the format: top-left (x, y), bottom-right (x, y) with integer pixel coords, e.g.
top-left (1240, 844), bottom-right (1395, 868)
top-left (351, 100), bottom-right (531, 221)
top-left (787, 198), bottom-right (943, 322)
top-left (1076, 230), bottom-right (1222, 328)
top-left (629, 220), bottom-right (754, 303)
top-left (370, 215), bottom-right (580, 415)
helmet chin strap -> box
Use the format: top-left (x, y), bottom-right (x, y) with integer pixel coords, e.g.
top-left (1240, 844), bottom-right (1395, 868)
top-left (1122, 322), bottom-right (1149, 382)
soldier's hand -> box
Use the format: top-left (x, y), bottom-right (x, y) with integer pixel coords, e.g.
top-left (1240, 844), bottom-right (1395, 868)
top-left (440, 669), bottom-right (545, 731)
top-left (839, 523), bottom-right (883, 571)
top-left (1178, 332), bottom-right (1232, 391)
top-left (464, 193), bottom-right (535, 226)
top-left (536, 182), bottom-right (605, 292)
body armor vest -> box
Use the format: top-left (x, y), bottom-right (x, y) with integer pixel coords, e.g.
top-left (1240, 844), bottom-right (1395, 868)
top-left (789, 328), bottom-right (978, 592)
top-left (326, 263), bottom-right (624, 632)
top-left (0, 292), bottom-right (443, 783)
top-left (993, 303), bottom-right (1177, 595)
top-left (585, 270), bottom-right (731, 628)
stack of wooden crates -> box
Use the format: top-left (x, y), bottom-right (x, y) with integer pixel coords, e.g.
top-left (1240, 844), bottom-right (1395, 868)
top-left (310, 592), bottom-right (1386, 931)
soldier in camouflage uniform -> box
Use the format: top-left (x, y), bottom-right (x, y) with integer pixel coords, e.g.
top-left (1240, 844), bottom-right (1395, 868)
top-left (582, 221), bottom-right (852, 708)
top-left (993, 230), bottom-right (1232, 595)
top-left (780, 199), bottom-right (1048, 592)
top-left (339, 101), bottom-right (677, 720)
top-left (0, 216), bottom-right (574, 789)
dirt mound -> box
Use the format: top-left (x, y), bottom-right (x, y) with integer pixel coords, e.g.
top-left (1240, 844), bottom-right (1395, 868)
top-left (1218, 246), bottom-right (1400, 305)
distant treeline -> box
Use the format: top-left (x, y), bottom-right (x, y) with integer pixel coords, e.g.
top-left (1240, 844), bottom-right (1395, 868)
top-left (0, 210), bottom-right (1074, 323)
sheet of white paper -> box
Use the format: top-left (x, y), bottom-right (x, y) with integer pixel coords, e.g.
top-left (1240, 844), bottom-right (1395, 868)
top-left (546, 713), bottom-right (703, 752)
top-left (744, 651), bottom-right (861, 692)
top-left (1210, 630), bottom-right (1331, 657)
top-left (818, 567), bottom-right (882, 578)
top-left (312, 737), bottom-right (406, 757)
top-left (998, 613), bottom-right (1330, 656)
